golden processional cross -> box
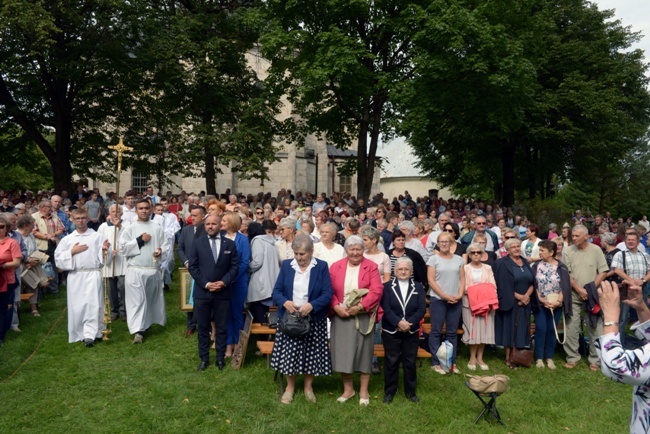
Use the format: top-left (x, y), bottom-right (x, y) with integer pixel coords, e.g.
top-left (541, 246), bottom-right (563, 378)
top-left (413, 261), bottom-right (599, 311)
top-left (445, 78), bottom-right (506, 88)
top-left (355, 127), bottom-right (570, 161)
top-left (102, 137), bottom-right (133, 341)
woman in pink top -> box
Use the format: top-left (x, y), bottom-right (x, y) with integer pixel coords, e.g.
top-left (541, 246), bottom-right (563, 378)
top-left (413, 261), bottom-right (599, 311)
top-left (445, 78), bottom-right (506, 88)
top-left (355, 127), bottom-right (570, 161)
top-left (462, 242), bottom-right (497, 371)
top-left (0, 215), bottom-right (23, 346)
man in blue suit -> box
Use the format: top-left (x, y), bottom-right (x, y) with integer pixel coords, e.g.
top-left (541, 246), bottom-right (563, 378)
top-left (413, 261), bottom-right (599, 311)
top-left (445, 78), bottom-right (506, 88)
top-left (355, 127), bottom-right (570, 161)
top-left (177, 205), bottom-right (206, 337)
top-left (188, 214), bottom-right (239, 371)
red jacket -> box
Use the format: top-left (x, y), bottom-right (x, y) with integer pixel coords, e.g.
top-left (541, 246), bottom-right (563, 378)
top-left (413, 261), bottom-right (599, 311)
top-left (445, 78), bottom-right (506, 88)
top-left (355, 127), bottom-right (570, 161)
top-left (329, 257), bottom-right (384, 319)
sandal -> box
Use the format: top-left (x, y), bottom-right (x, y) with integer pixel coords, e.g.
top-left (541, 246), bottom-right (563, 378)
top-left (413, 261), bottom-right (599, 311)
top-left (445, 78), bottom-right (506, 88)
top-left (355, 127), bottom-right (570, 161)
top-left (505, 361), bottom-right (517, 370)
top-left (280, 391), bottom-right (294, 404)
top-left (304, 390), bottom-right (317, 403)
top-left (31, 310), bottom-right (41, 317)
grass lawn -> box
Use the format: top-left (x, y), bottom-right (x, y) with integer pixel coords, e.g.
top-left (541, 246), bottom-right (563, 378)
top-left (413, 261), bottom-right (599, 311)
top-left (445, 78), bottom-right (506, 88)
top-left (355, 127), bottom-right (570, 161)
top-left (0, 279), bottom-right (633, 434)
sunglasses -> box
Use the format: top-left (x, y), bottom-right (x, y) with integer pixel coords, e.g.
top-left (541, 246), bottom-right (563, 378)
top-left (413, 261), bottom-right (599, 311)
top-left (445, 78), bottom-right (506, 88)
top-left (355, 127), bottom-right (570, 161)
top-left (475, 222), bottom-right (486, 226)
top-left (444, 229), bottom-right (455, 233)
top-left (0, 225), bottom-right (5, 229)
top-left (470, 251), bottom-right (481, 255)
top-left (256, 212), bottom-right (263, 215)
top-left (505, 236), bottom-right (516, 240)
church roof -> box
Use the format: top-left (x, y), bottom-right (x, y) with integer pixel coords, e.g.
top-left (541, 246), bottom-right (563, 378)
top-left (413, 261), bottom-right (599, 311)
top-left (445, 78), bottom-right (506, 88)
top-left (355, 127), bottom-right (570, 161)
top-left (378, 137), bottom-right (425, 179)
top-left (327, 145), bottom-right (357, 158)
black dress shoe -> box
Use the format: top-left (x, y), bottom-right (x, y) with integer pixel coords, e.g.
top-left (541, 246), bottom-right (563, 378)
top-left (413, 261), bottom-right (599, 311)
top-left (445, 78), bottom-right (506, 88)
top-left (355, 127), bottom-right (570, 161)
top-left (197, 361), bottom-right (209, 371)
top-left (383, 394), bottom-right (393, 404)
top-left (216, 360), bottom-right (225, 370)
top-left (406, 395), bottom-right (420, 403)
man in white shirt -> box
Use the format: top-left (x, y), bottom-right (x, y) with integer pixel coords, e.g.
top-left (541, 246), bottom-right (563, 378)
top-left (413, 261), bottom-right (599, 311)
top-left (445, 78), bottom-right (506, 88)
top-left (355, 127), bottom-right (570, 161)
top-left (425, 212), bottom-right (451, 256)
top-left (145, 186), bottom-right (160, 204)
top-left (121, 192), bottom-right (138, 225)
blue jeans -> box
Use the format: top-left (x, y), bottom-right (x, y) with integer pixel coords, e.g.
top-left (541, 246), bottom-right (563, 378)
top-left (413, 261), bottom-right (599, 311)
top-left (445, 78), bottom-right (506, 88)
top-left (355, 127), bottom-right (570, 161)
top-left (428, 298), bottom-right (462, 366)
top-left (533, 306), bottom-right (562, 360)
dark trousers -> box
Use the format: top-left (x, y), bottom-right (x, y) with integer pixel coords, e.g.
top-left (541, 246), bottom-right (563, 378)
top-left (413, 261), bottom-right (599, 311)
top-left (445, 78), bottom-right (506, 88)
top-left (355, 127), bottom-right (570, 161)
top-left (0, 289), bottom-right (10, 342)
top-left (194, 297), bottom-right (229, 363)
top-left (248, 301), bottom-right (269, 324)
top-left (0, 281), bottom-right (19, 342)
top-left (382, 331), bottom-right (419, 397)
top-left (187, 312), bottom-right (197, 331)
top-left (108, 276), bottom-right (126, 318)
top-left (428, 298), bottom-right (462, 366)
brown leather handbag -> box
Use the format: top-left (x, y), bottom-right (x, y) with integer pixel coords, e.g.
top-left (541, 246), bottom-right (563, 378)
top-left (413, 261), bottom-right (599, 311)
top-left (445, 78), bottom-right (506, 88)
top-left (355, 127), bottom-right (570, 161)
top-left (510, 306), bottom-right (533, 368)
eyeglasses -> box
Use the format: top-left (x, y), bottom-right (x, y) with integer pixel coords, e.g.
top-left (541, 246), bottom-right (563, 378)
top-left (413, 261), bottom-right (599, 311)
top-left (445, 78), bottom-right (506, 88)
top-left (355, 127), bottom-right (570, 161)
top-left (256, 212), bottom-right (263, 215)
top-left (504, 236), bottom-right (516, 240)
top-left (475, 222), bottom-right (486, 226)
top-left (470, 251), bottom-right (481, 255)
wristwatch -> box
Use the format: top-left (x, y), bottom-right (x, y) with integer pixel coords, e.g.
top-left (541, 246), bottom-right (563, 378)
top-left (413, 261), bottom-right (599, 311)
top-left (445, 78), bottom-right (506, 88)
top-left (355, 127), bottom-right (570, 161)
top-left (603, 321), bottom-right (618, 327)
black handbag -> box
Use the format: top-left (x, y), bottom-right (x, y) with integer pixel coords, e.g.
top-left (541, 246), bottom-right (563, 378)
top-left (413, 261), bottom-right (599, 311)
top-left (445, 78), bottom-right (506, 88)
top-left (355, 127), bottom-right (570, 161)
top-left (279, 311), bottom-right (310, 337)
top-left (264, 310), bottom-right (279, 328)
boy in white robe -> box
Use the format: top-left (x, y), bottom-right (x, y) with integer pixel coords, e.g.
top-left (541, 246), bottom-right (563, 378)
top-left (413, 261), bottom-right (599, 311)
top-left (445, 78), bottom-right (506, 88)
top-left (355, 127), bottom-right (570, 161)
top-left (54, 207), bottom-right (111, 346)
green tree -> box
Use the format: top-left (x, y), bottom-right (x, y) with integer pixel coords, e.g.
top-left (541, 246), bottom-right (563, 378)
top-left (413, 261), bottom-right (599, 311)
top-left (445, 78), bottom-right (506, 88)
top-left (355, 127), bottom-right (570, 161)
top-left (131, 1), bottom-right (282, 194)
top-left (401, 0), bottom-right (650, 206)
top-left (261, 0), bottom-right (425, 200)
top-left (0, 125), bottom-right (53, 191)
top-left (0, 0), bottom-right (145, 192)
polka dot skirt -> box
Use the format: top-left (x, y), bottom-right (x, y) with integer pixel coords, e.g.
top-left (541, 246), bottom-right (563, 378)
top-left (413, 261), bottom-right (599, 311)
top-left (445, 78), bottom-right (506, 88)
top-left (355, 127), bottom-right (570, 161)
top-left (270, 317), bottom-right (332, 376)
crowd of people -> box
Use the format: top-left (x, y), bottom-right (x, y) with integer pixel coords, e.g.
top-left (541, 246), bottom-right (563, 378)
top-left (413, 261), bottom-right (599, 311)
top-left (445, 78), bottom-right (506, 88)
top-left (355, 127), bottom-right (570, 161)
top-left (3, 186), bottom-right (650, 414)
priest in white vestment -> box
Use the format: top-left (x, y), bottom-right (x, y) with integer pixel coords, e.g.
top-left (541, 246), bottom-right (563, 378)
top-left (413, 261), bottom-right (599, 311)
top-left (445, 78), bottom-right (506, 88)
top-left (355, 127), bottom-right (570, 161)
top-left (119, 199), bottom-right (170, 344)
top-left (54, 208), bottom-right (111, 346)
top-left (97, 204), bottom-right (129, 321)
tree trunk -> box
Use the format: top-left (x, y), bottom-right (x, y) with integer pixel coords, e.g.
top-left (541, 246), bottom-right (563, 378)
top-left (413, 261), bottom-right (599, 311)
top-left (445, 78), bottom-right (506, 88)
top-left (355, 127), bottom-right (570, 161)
top-left (52, 150), bottom-right (73, 193)
top-left (356, 104), bottom-right (370, 201)
top-left (501, 141), bottom-right (516, 207)
top-left (493, 181), bottom-right (502, 204)
top-left (204, 144), bottom-right (217, 196)
top-left (598, 176), bottom-right (607, 214)
top-left (53, 111), bottom-right (73, 193)
top-left (356, 98), bottom-right (384, 201)
top-left (525, 145), bottom-right (537, 200)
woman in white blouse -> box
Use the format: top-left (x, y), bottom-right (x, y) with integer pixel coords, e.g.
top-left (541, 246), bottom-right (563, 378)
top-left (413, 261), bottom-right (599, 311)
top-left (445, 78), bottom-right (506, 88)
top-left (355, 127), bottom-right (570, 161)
top-left (597, 281), bottom-right (650, 433)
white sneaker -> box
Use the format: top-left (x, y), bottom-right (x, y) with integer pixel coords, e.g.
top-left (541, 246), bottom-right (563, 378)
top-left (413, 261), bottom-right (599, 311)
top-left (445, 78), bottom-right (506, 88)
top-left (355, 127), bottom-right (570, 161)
top-left (546, 359), bottom-right (556, 370)
top-left (536, 359), bottom-right (545, 369)
top-left (10, 325), bottom-right (21, 332)
top-left (132, 333), bottom-right (144, 344)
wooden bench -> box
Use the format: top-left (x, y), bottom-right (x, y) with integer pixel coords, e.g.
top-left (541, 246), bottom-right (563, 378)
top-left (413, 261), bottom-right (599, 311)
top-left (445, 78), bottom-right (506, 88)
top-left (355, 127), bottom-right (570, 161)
top-left (373, 344), bottom-right (431, 358)
top-left (257, 340), bottom-right (433, 360)
top-left (20, 293), bottom-right (33, 303)
top-left (421, 323), bottom-right (464, 335)
top-left (251, 323), bottom-right (277, 335)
